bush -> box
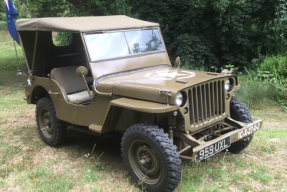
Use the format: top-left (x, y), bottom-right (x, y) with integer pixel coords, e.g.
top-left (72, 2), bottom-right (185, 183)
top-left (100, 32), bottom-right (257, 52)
top-left (273, 76), bottom-right (287, 111)
top-left (0, 21), bottom-right (7, 30)
top-left (237, 55), bottom-right (287, 111)
top-left (236, 77), bottom-right (275, 110)
top-left (253, 55), bottom-right (287, 77)
top-left (55, 32), bottom-right (73, 46)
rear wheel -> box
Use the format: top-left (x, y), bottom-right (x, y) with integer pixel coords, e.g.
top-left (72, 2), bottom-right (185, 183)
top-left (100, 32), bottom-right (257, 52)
top-left (121, 124), bottom-right (181, 192)
top-left (228, 97), bottom-right (253, 153)
top-left (36, 97), bottom-right (66, 147)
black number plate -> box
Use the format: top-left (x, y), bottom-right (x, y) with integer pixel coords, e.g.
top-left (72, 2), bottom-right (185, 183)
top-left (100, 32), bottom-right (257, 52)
top-left (195, 136), bottom-right (231, 162)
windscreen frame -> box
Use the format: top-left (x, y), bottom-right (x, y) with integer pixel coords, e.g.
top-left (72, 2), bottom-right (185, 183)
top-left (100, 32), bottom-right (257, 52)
top-left (83, 27), bottom-right (166, 63)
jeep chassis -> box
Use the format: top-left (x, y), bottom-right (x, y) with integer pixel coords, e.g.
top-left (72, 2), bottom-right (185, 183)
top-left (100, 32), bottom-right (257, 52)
top-left (16, 16), bottom-right (263, 192)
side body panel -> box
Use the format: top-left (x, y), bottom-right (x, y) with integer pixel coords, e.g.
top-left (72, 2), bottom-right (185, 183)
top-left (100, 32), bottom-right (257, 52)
top-left (26, 76), bottom-right (176, 129)
top-left (26, 76), bottom-right (111, 126)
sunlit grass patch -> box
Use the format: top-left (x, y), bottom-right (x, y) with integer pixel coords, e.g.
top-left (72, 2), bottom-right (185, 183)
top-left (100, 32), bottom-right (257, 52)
top-left (248, 170), bottom-right (272, 183)
top-left (14, 167), bottom-right (73, 192)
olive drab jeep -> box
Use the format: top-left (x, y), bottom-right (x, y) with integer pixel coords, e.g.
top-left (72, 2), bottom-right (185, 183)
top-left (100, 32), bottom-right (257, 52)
top-left (16, 16), bottom-right (263, 192)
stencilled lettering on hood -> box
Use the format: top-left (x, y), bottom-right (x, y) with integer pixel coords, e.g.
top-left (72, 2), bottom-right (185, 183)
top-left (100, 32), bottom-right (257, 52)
top-left (145, 70), bottom-right (196, 80)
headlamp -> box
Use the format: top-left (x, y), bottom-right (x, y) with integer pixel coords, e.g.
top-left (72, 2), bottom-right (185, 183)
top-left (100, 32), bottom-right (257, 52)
top-left (225, 78), bottom-right (234, 91)
top-left (176, 92), bottom-right (183, 106)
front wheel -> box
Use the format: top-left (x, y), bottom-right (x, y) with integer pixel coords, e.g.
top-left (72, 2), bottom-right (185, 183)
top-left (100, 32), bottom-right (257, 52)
top-left (228, 97), bottom-right (253, 153)
top-left (121, 124), bottom-right (181, 192)
top-left (36, 97), bottom-right (66, 147)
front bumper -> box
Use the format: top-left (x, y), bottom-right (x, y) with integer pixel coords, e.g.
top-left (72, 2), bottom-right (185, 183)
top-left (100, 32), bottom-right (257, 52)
top-left (179, 119), bottom-right (263, 161)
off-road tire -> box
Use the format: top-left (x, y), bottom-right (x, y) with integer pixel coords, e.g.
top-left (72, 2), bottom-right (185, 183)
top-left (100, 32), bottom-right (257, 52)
top-left (228, 97), bottom-right (253, 153)
top-left (36, 97), bottom-right (66, 147)
top-left (121, 124), bottom-right (181, 192)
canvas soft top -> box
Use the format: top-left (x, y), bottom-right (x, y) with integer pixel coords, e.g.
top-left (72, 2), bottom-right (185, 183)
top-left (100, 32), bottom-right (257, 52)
top-left (15, 15), bottom-right (159, 32)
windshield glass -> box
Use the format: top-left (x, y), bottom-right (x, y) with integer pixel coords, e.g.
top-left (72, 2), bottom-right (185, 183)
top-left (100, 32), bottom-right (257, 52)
top-left (85, 32), bottom-right (130, 61)
top-left (125, 29), bottom-right (164, 54)
top-left (85, 29), bottom-right (164, 61)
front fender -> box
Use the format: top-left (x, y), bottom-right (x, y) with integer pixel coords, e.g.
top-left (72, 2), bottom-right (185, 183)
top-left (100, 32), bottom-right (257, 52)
top-left (110, 97), bottom-right (178, 113)
top-left (97, 97), bottom-right (178, 134)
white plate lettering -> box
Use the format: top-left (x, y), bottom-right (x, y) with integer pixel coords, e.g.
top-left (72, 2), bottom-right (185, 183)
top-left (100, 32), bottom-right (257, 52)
top-left (238, 122), bottom-right (261, 139)
top-left (195, 136), bottom-right (231, 162)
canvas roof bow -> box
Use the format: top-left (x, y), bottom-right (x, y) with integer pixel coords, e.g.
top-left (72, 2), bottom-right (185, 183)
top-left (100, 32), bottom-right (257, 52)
top-left (15, 15), bottom-right (159, 32)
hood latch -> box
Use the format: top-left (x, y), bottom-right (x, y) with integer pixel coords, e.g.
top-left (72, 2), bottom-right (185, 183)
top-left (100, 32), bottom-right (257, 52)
top-left (159, 88), bottom-right (171, 106)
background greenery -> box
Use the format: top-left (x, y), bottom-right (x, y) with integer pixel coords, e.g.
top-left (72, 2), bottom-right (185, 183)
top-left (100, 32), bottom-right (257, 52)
top-left (0, 2), bottom-right (287, 191)
top-left (0, 0), bottom-right (286, 110)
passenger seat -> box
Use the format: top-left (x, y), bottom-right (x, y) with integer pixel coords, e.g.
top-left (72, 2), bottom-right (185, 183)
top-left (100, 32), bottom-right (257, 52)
top-left (51, 65), bottom-right (93, 104)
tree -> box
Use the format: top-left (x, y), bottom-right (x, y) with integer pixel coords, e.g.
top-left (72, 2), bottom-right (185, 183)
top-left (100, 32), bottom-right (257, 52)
top-left (13, 0), bottom-right (69, 18)
top-left (6, 0), bottom-right (287, 70)
top-left (66, 0), bottom-right (131, 16)
top-left (0, 1), bottom-right (7, 29)
top-left (130, 0), bottom-right (287, 70)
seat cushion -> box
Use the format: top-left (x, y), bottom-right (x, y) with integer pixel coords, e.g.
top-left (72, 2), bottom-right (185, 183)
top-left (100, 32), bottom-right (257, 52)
top-left (68, 90), bottom-right (92, 104)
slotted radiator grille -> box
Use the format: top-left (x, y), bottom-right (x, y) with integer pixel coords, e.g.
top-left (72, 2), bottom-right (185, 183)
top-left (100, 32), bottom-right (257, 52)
top-left (188, 80), bottom-right (225, 125)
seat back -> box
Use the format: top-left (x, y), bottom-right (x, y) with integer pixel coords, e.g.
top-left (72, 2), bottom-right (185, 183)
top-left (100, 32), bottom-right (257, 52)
top-left (51, 65), bottom-right (92, 95)
top-left (42, 53), bottom-right (86, 75)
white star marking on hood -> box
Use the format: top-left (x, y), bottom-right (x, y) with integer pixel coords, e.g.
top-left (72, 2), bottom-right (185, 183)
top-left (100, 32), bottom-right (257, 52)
top-left (145, 70), bottom-right (196, 80)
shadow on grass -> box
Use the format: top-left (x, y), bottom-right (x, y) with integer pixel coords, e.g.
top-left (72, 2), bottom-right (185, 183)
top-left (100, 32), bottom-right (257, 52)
top-left (64, 129), bottom-right (123, 169)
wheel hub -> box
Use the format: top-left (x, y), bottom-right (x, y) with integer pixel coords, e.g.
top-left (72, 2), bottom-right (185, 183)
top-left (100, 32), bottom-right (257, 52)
top-left (139, 155), bottom-right (152, 166)
top-left (39, 109), bottom-right (54, 138)
top-left (128, 139), bottom-right (161, 185)
top-left (43, 112), bottom-right (53, 133)
top-left (137, 145), bottom-right (160, 176)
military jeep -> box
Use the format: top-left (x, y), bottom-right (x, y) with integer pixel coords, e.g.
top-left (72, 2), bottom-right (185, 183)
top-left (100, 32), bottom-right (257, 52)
top-left (16, 16), bottom-right (263, 192)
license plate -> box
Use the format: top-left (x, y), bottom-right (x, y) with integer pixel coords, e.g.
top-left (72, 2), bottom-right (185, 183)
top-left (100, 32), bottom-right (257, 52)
top-left (195, 136), bottom-right (231, 162)
top-left (238, 121), bottom-right (261, 139)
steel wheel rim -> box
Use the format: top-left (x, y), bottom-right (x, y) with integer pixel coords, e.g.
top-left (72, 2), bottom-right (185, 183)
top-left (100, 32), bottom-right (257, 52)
top-left (128, 139), bottom-right (161, 185)
top-left (39, 108), bottom-right (54, 138)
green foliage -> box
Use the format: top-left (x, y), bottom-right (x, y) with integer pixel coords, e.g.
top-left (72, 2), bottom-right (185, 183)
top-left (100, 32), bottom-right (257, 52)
top-left (253, 55), bottom-right (287, 77)
top-left (235, 77), bottom-right (275, 110)
top-left (55, 32), bottom-right (73, 46)
top-left (236, 55), bottom-right (287, 111)
top-left (0, 1), bottom-right (5, 20)
top-left (252, 55), bottom-right (287, 111)
top-left (0, 0), bottom-right (7, 29)
top-left (0, 22), bottom-right (6, 30)
top-left (13, 0), bottom-right (70, 18)
top-left (130, 0), bottom-right (287, 70)
top-left (66, 0), bottom-right (132, 16)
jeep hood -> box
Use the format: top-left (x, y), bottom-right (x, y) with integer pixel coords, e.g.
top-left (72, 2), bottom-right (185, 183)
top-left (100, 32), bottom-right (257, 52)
top-left (96, 66), bottom-right (232, 105)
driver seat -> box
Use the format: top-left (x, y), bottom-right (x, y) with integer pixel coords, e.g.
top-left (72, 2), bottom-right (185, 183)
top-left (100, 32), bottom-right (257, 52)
top-left (51, 65), bottom-right (93, 104)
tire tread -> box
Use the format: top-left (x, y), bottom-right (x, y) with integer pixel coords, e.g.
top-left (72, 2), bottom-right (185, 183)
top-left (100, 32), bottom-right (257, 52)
top-left (228, 97), bottom-right (253, 153)
top-left (121, 124), bottom-right (181, 192)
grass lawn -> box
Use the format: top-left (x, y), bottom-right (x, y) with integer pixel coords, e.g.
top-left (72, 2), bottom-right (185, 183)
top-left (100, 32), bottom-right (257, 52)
top-left (0, 30), bottom-right (286, 192)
